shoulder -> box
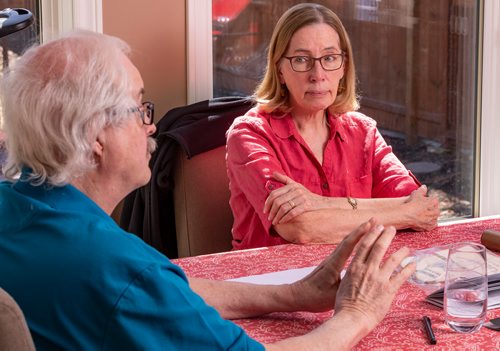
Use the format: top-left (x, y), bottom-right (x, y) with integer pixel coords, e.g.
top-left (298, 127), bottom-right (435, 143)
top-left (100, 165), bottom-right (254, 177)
top-left (0, 181), bottom-right (42, 233)
top-left (227, 106), bottom-right (273, 137)
top-left (336, 111), bottom-right (377, 129)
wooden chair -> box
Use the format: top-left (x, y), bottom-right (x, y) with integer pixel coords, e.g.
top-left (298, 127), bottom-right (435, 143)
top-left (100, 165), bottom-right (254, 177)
top-left (0, 287), bottom-right (35, 351)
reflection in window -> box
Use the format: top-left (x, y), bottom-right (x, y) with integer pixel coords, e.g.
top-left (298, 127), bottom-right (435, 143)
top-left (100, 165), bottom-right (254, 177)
top-left (212, 0), bottom-right (479, 220)
top-left (0, 1), bottom-right (40, 178)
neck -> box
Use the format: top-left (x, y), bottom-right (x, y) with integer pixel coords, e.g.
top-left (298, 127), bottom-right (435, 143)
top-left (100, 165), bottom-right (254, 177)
top-left (71, 173), bottom-right (124, 215)
top-left (292, 110), bottom-right (328, 132)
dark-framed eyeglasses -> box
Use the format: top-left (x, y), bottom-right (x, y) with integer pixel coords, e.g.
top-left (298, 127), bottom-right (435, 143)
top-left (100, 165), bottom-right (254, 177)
top-left (283, 54), bottom-right (345, 72)
top-left (129, 101), bottom-right (154, 125)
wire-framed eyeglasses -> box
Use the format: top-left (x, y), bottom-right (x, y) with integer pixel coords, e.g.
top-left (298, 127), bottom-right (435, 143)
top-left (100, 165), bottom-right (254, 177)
top-left (128, 101), bottom-right (154, 125)
top-left (283, 54), bottom-right (345, 72)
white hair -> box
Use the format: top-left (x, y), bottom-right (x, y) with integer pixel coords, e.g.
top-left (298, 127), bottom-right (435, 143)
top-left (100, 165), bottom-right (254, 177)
top-left (0, 30), bottom-right (138, 185)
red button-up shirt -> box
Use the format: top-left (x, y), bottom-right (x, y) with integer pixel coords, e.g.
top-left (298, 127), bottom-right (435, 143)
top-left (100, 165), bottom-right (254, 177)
top-left (226, 107), bottom-right (420, 250)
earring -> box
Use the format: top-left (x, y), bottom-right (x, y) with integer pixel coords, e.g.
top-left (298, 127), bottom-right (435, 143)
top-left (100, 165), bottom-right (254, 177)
top-left (337, 80), bottom-right (345, 94)
top-left (280, 84), bottom-right (287, 97)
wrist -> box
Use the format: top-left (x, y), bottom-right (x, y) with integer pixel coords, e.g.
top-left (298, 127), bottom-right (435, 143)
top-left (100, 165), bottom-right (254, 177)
top-left (326, 310), bottom-right (372, 349)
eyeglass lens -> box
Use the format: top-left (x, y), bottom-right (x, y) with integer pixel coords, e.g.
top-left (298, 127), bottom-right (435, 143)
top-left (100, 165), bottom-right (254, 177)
top-left (288, 55), bottom-right (343, 72)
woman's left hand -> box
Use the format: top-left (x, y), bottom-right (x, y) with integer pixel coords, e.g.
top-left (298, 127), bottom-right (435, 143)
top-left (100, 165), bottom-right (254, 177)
top-left (264, 172), bottom-right (326, 225)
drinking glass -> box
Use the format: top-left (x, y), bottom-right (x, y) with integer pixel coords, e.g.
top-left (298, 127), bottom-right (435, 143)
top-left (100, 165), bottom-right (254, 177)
top-left (444, 242), bottom-right (487, 333)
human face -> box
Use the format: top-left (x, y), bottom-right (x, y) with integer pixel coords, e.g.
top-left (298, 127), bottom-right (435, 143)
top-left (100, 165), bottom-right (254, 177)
top-left (96, 54), bottom-right (156, 192)
top-left (279, 23), bottom-right (345, 119)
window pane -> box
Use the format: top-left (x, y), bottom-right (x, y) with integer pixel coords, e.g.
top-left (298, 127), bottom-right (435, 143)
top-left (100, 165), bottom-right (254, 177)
top-left (212, 0), bottom-right (478, 220)
top-left (0, 1), bottom-right (41, 178)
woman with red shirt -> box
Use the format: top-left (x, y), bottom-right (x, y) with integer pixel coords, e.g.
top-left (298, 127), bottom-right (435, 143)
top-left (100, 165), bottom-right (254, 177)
top-left (226, 3), bottom-right (439, 250)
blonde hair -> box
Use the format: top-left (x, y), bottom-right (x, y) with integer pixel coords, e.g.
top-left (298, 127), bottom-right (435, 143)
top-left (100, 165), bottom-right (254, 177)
top-left (254, 3), bottom-right (359, 114)
top-left (1, 31), bottom-right (137, 185)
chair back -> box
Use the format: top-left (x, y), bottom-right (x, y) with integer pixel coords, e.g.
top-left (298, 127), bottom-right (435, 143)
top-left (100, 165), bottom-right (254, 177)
top-left (173, 145), bottom-right (233, 257)
top-left (0, 287), bottom-right (35, 351)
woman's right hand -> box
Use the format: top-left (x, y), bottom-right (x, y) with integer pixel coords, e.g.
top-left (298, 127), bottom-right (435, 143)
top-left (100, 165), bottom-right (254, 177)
top-left (264, 172), bottom-right (327, 225)
top-left (403, 185), bottom-right (440, 231)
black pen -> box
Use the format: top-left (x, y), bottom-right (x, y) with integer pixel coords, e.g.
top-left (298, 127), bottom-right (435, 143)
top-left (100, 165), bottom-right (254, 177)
top-left (423, 315), bottom-right (437, 345)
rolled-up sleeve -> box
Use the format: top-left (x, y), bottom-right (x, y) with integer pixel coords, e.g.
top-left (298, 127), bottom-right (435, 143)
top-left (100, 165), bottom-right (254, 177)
top-left (371, 127), bottom-right (421, 197)
top-left (226, 117), bottom-right (288, 248)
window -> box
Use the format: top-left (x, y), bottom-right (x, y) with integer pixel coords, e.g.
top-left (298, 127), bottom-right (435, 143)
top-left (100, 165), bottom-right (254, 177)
top-left (207, 0), bottom-right (484, 221)
top-left (0, 0), bottom-right (101, 178)
top-left (0, 1), bottom-right (41, 176)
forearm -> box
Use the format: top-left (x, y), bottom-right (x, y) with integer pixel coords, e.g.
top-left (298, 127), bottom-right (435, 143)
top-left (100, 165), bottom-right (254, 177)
top-left (275, 197), bottom-right (411, 244)
top-left (265, 311), bottom-right (369, 351)
top-left (189, 277), bottom-right (298, 319)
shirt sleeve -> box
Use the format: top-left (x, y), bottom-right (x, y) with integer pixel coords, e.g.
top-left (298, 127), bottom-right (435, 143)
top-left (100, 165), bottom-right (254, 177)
top-left (226, 118), bottom-right (286, 236)
top-left (102, 262), bottom-right (264, 351)
top-left (371, 127), bottom-right (421, 197)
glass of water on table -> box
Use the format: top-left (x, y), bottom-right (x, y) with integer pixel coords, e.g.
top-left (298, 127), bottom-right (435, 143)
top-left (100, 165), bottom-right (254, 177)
top-left (444, 242), bottom-right (487, 333)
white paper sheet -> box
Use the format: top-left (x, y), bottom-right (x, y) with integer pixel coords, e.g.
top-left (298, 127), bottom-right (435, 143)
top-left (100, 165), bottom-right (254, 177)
top-left (227, 266), bottom-right (317, 285)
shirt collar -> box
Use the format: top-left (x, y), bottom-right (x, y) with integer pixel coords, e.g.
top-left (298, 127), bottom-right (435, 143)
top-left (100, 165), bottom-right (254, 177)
top-left (268, 113), bottom-right (295, 139)
top-left (268, 110), bottom-right (347, 142)
top-left (327, 112), bottom-right (346, 142)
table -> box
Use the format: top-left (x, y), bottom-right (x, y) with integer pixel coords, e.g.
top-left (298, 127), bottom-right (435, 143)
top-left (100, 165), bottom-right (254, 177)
top-left (174, 217), bottom-right (500, 349)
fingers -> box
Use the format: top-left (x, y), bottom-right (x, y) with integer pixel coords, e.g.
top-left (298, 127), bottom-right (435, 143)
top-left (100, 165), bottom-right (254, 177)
top-left (330, 220), bottom-right (375, 265)
top-left (271, 198), bottom-right (299, 225)
top-left (390, 259), bottom-right (416, 288)
top-left (263, 173), bottom-right (298, 216)
top-left (350, 222), bottom-right (387, 265)
top-left (380, 246), bottom-right (411, 277)
top-left (263, 175), bottom-right (309, 224)
top-left (364, 226), bottom-right (397, 265)
top-left (411, 185), bottom-right (427, 198)
top-left (263, 185), bottom-right (290, 214)
top-left (278, 202), bottom-right (306, 224)
top-left (308, 220), bottom-right (375, 281)
top-left (272, 171), bottom-right (294, 184)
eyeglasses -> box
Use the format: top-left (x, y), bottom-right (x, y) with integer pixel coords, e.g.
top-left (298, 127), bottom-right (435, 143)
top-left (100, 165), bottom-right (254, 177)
top-left (128, 101), bottom-right (154, 125)
top-left (283, 54), bottom-right (345, 72)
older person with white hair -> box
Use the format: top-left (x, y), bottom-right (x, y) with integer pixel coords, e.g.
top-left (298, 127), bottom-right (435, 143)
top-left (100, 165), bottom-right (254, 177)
top-left (0, 31), bottom-right (414, 350)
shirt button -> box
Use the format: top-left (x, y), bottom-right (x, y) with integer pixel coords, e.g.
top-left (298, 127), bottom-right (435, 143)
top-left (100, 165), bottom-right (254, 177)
top-left (322, 182), bottom-right (329, 189)
top-left (268, 184), bottom-right (275, 190)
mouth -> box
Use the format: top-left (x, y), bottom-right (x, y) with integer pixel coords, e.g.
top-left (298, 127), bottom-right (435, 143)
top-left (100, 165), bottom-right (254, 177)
top-left (306, 90), bottom-right (329, 96)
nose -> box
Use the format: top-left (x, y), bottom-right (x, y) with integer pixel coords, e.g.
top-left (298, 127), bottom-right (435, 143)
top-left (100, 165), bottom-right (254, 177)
top-left (309, 60), bottom-right (326, 81)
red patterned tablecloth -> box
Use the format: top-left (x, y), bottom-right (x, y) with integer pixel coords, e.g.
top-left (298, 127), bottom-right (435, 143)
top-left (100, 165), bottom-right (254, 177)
top-left (174, 217), bottom-right (500, 350)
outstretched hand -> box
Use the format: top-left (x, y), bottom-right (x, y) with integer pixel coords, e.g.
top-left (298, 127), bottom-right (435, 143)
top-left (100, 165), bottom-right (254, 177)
top-left (264, 172), bottom-right (325, 225)
top-left (288, 219), bottom-right (377, 312)
top-left (334, 223), bottom-right (415, 332)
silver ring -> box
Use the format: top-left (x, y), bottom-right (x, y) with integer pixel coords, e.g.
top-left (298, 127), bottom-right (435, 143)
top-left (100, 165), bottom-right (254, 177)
top-left (288, 200), bottom-right (295, 209)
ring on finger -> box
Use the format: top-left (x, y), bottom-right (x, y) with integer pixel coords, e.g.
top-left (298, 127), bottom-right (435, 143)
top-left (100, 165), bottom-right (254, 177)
top-left (288, 200), bottom-right (295, 209)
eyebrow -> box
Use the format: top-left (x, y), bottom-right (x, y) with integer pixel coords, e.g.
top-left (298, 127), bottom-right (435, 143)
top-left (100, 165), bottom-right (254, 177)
top-left (291, 47), bottom-right (340, 54)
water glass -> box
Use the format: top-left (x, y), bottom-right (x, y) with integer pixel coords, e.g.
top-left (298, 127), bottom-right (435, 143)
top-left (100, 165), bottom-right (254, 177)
top-left (444, 242), bottom-right (487, 333)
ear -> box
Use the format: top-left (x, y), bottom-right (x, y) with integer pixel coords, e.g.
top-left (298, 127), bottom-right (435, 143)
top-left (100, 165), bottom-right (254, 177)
top-left (92, 130), bottom-right (106, 159)
top-left (340, 58), bottom-right (347, 79)
top-left (278, 68), bottom-right (285, 84)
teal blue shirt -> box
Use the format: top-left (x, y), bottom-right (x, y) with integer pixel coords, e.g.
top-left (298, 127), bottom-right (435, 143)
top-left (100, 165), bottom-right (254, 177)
top-left (0, 178), bottom-right (263, 350)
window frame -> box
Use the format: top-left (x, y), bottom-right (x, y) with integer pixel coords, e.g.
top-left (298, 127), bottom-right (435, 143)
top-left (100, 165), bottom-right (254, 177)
top-left (41, 0), bottom-right (102, 42)
top-left (187, 0), bottom-right (500, 218)
top-left (186, 0), bottom-right (213, 103)
top-left (478, 0), bottom-right (500, 216)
